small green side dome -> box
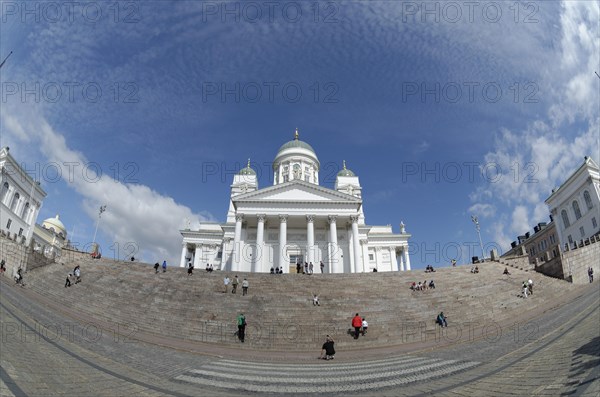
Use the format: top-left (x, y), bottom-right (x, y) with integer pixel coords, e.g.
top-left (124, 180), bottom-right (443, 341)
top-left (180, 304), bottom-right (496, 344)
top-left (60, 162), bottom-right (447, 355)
top-left (239, 159), bottom-right (256, 175)
top-left (337, 160), bottom-right (355, 177)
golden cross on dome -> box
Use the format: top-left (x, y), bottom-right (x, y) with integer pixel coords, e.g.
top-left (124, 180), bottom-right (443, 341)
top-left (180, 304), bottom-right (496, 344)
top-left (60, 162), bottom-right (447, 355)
top-left (343, 160), bottom-right (347, 170)
top-left (294, 127), bottom-right (299, 140)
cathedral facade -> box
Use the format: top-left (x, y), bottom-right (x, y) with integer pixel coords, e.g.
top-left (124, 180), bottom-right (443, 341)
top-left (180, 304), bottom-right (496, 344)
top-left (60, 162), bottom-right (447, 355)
top-left (179, 130), bottom-right (411, 273)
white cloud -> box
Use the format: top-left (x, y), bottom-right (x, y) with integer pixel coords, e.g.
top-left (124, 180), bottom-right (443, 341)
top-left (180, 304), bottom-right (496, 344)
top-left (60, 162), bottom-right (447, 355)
top-left (1, 105), bottom-right (212, 266)
top-left (511, 205), bottom-right (530, 236)
top-left (468, 203), bottom-right (495, 218)
top-left (469, 1), bottom-right (600, 251)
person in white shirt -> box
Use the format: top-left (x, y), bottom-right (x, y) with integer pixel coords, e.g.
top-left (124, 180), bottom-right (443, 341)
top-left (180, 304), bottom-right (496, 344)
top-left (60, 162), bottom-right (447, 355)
top-left (313, 294), bottom-right (320, 306)
top-left (242, 278), bottom-right (249, 296)
top-left (223, 276), bottom-right (230, 293)
top-left (362, 318), bottom-right (368, 335)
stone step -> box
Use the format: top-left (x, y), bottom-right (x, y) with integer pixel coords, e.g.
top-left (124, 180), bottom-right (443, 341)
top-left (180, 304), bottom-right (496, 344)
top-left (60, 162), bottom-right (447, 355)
top-left (174, 355), bottom-right (480, 393)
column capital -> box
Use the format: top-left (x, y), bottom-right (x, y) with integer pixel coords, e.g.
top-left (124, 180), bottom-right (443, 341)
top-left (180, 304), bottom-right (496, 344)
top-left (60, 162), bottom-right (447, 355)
top-left (235, 214), bottom-right (244, 222)
top-left (328, 215), bottom-right (337, 224)
top-left (360, 239), bottom-right (369, 245)
top-left (279, 214), bottom-right (288, 223)
top-left (350, 215), bottom-right (360, 223)
top-left (257, 214), bottom-right (266, 222)
top-left (306, 214), bottom-right (315, 223)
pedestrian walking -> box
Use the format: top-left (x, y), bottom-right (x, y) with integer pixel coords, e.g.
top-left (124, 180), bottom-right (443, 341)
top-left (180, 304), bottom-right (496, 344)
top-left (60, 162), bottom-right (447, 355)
top-left (223, 276), bottom-right (230, 293)
top-left (162, 260), bottom-right (167, 272)
top-left (237, 313), bottom-right (246, 343)
top-left (242, 278), bottom-right (249, 296)
top-left (320, 261), bottom-right (324, 273)
top-left (352, 313), bottom-right (362, 339)
top-left (232, 275), bottom-right (239, 294)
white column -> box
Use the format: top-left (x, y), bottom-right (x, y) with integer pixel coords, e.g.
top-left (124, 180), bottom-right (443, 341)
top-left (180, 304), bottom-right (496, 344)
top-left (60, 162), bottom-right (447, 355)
top-left (193, 244), bottom-right (202, 269)
top-left (391, 247), bottom-right (399, 271)
top-left (350, 215), bottom-right (362, 274)
top-left (306, 215), bottom-right (315, 265)
top-left (403, 246), bottom-right (411, 270)
top-left (360, 239), bottom-right (368, 273)
top-left (374, 247), bottom-right (380, 270)
top-left (254, 214), bottom-right (265, 272)
top-left (399, 248), bottom-right (405, 271)
top-left (328, 215), bottom-right (338, 273)
top-left (278, 214), bottom-right (288, 272)
top-left (180, 244), bottom-right (188, 268)
top-left (233, 214), bottom-right (243, 271)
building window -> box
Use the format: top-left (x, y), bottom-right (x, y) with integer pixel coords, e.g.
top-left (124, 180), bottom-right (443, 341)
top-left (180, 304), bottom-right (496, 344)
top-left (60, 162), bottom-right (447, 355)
top-left (568, 235), bottom-right (573, 244)
top-left (549, 234), bottom-right (555, 245)
top-left (369, 254), bottom-right (374, 261)
top-left (0, 182), bottom-right (8, 203)
top-left (561, 209), bottom-right (570, 228)
top-left (283, 175), bottom-right (289, 182)
top-left (21, 202), bottom-right (30, 219)
top-left (304, 175), bottom-right (310, 182)
top-left (580, 226), bottom-right (585, 237)
top-left (10, 192), bottom-right (19, 213)
top-left (217, 251), bottom-right (222, 259)
top-left (593, 217), bottom-right (597, 229)
top-left (18, 228), bottom-right (23, 237)
top-left (572, 200), bottom-right (582, 220)
top-left (584, 190), bottom-right (593, 210)
top-left (6, 219), bottom-right (12, 229)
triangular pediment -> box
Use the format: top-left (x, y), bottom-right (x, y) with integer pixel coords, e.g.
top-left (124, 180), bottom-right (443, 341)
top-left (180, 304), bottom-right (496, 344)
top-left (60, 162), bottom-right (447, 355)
top-left (232, 180), bottom-right (361, 203)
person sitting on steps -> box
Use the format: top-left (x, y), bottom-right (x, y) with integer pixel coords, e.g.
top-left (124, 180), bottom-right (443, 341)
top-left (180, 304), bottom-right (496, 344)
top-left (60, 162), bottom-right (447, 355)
top-left (313, 294), bottom-right (320, 306)
top-left (503, 267), bottom-right (511, 275)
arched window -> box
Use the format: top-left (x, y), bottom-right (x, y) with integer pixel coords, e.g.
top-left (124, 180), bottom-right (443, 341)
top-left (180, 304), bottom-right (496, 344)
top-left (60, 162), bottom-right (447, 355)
top-left (561, 209), bottom-right (570, 228)
top-left (10, 192), bottom-right (19, 213)
top-left (21, 202), bottom-right (30, 220)
top-left (584, 190), bottom-right (593, 210)
top-left (0, 182), bottom-right (8, 203)
top-left (572, 200), bottom-right (582, 220)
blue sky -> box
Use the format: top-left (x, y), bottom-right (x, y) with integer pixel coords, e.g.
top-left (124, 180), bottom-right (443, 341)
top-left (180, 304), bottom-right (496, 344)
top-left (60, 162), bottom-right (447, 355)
top-left (1, 1), bottom-right (598, 268)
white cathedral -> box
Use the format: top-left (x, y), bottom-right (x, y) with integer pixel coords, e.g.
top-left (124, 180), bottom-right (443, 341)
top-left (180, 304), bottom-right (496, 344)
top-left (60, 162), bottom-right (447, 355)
top-left (179, 130), bottom-right (411, 273)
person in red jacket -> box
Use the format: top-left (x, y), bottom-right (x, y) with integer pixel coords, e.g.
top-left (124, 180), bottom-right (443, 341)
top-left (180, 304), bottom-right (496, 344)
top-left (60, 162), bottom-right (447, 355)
top-left (352, 313), bottom-right (362, 339)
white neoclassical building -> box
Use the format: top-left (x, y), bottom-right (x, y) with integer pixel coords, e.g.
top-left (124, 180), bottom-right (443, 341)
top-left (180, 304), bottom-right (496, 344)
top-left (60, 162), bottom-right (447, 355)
top-left (0, 147), bottom-right (47, 245)
top-left (545, 156), bottom-right (600, 249)
top-left (180, 130), bottom-right (411, 273)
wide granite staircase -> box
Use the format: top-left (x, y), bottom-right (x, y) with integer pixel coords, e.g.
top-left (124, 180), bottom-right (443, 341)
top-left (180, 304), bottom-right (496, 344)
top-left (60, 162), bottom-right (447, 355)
top-left (16, 253), bottom-right (574, 352)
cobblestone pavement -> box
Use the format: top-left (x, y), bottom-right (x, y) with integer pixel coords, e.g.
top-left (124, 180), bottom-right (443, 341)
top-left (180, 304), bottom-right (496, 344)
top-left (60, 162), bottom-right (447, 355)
top-left (1, 279), bottom-right (598, 396)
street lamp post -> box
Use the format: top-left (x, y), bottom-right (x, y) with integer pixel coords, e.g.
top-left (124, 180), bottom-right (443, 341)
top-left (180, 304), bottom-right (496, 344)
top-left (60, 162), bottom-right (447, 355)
top-left (471, 215), bottom-right (486, 262)
top-left (92, 205), bottom-right (107, 253)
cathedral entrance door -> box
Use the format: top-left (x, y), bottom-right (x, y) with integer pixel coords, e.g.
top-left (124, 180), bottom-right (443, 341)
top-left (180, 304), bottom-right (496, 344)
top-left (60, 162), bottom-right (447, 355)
top-left (288, 252), bottom-right (304, 273)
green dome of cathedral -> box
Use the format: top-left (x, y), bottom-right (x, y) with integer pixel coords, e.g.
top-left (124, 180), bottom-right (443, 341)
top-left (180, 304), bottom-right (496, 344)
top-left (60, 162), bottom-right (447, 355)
top-left (238, 159), bottom-right (256, 175)
top-left (276, 128), bottom-right (316, 156)
top-left (337, 160), bottom-right (355, 177)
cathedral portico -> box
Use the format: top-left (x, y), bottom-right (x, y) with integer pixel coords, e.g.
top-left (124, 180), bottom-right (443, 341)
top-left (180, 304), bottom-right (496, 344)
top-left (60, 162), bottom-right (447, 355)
top-left (180, 130), bottom-right (412, 273)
